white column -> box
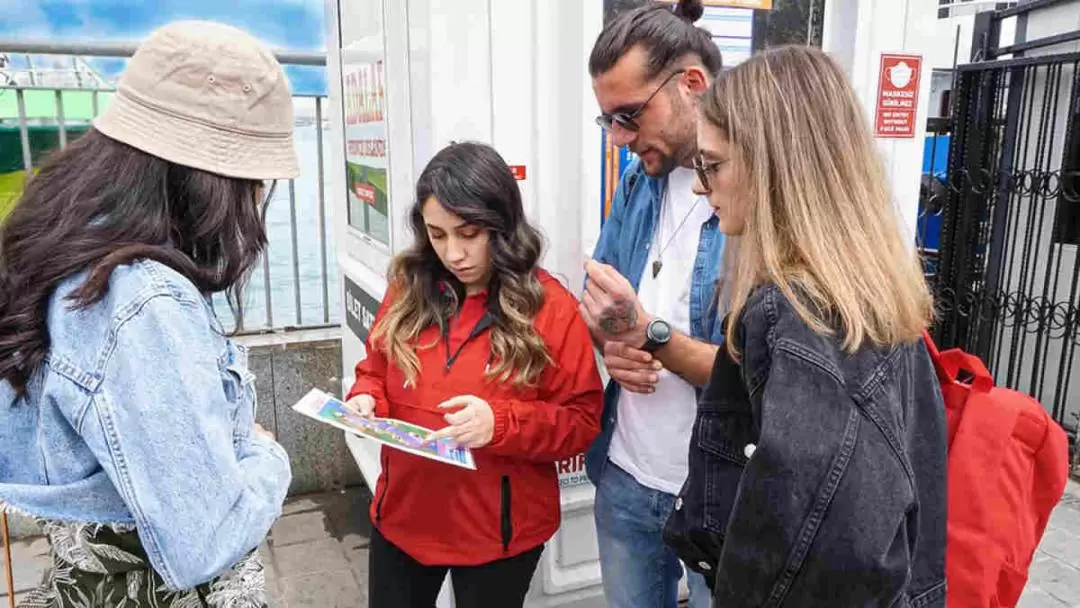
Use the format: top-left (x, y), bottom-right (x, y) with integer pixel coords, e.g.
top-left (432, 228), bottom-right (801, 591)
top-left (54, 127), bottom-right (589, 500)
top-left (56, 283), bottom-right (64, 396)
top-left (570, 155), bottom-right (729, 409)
top-left (820, 0), bottom-right (859, 77)
top-left (579, 0), bottom-right (605, 269)
top-left (822, 0), bottom-right (941, 245)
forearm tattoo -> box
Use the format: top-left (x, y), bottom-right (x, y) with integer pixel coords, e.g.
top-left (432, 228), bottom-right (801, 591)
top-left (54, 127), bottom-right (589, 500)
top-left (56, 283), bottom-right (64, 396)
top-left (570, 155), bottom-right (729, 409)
top-left (598, 299), bottom-right (638, 336)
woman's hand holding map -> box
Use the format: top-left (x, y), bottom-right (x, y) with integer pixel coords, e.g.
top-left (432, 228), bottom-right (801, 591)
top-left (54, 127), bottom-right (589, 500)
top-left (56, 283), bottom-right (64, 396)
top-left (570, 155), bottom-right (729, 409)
top-left (424, 395), bottom-right (495, 449)
top-left (345, 394), bottom-right (376, 417)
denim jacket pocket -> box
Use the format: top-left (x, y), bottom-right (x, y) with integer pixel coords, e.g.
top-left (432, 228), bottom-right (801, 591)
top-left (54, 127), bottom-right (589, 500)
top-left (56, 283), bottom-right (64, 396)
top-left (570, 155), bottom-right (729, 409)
top-left (220, 340), bottom-right (257, 449)
top-left (696, 399), bottom-right (754, 463)
top-left (694, 399), bottom-right (756, 533)
top-left (664, 394), bottom-right (755, 577)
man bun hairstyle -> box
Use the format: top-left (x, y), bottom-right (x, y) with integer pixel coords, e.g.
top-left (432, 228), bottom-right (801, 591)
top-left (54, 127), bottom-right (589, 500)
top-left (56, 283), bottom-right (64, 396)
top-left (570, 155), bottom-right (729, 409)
top-left (674, 0), bottom-right (704, 22)
top-left (589, 0), bottom-right (722, 80)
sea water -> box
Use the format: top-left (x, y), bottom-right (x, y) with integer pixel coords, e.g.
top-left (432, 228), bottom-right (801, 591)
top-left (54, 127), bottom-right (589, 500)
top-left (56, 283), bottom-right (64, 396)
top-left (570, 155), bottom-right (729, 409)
top-left (213, 115), bottom-right (343, 333)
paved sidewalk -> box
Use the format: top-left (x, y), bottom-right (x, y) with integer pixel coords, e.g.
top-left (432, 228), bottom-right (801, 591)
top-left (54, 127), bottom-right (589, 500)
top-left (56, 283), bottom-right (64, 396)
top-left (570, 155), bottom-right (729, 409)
top-left (1019, 482), bottom-right (1080, 608)
top-left (3, 482), bottom-right (1080, 607)
top-left (262, 488), bottom-right (372, 607)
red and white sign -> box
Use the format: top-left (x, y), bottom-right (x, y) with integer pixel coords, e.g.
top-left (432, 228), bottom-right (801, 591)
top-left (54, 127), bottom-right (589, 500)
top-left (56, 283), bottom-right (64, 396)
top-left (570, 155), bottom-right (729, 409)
top-left (556, 453), bottom-right (590, 489)
top-left (353, 182), bottom-right (377, 205)
top-left (874, 54), bottom-right (922, 139)
top-left (509, 165), bottom-right (527, 181)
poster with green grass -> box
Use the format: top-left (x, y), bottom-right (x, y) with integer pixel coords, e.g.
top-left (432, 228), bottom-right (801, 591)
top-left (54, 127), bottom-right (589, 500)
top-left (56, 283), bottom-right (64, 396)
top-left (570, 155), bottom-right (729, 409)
top-left (340, 52), bottom-right (390, 247)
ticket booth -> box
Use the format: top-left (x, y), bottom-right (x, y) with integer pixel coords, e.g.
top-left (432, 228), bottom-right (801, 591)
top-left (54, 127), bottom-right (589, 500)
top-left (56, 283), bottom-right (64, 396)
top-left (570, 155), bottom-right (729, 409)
top-left (323, 0), bottom-right (767, 604)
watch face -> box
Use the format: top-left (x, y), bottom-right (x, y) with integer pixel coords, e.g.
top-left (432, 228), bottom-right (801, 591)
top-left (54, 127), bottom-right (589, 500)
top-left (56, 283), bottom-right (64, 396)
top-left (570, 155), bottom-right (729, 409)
top-left (650, 319), bottom-right (672, 342)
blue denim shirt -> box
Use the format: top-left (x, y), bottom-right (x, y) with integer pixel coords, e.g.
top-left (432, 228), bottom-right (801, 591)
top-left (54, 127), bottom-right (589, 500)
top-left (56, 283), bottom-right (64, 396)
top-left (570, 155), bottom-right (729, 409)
top-left (583, 158), bottom-right (727, 485)
top-left (0, 260), bottom-right (292, 591)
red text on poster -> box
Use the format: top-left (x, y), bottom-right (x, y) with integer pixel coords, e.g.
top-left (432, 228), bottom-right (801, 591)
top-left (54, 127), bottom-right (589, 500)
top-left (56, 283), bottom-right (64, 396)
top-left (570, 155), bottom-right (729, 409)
top-left (874, 54), bottom-right (922, 139)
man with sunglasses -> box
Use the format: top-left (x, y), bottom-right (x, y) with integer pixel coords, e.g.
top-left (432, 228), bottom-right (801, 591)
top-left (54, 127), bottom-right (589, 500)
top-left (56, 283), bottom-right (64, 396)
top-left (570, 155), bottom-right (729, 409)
top-left (579, 1), bottom-right (728, 607)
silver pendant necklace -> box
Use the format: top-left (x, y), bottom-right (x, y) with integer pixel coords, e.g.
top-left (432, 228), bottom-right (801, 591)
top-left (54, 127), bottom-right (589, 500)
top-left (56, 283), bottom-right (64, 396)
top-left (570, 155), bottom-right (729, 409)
top-left (652, 185), bottom-right (702, 278)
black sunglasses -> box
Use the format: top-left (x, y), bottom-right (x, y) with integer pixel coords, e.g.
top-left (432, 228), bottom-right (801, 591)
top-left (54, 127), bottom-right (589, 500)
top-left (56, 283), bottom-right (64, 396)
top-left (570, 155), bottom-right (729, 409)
top-left (595, 70), bottom-right (685, 133)
top-left (693, 153), bottom-right (723, 194)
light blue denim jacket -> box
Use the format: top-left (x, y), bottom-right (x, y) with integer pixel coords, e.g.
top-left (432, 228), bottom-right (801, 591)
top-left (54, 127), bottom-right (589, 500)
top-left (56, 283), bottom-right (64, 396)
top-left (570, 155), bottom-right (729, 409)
top-left (583, 158), bottom-right (728, 485)
top-left (0, 260), bottom-right (292, 591)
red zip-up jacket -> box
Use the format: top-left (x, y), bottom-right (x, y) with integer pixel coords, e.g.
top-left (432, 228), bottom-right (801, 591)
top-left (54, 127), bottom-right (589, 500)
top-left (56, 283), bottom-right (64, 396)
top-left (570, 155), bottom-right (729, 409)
top-left (346, 269), bottom-right (603, 566)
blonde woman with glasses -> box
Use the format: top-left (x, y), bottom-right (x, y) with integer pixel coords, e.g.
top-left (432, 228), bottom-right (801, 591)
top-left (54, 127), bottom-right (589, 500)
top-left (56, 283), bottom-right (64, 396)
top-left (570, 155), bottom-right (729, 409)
top-left (662, 45), bottom-right (948, 606)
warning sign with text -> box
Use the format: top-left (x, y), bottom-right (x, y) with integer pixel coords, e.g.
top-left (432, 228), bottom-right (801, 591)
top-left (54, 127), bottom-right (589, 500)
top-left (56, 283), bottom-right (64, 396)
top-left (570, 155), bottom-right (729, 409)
top-left (874, 54), bottom-right (922, 139)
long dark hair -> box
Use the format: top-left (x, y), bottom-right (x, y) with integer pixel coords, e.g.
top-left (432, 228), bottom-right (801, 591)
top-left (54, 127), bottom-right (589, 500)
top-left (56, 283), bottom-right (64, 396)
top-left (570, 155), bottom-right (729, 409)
top-left (0, 129), bottom-right (268, 394)
top-left (369, 141), bottom-right (550, 387)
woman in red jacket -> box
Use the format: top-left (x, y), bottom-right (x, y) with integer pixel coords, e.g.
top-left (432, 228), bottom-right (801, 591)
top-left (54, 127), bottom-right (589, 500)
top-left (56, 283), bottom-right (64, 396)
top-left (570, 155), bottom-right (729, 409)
top-left (346, 141), bottom-right (604, 607)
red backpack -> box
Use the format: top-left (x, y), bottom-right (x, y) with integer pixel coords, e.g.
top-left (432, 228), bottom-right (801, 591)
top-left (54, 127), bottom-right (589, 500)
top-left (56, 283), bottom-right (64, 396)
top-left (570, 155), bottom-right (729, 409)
top-left (923, 332), bottom-right (1071, 607)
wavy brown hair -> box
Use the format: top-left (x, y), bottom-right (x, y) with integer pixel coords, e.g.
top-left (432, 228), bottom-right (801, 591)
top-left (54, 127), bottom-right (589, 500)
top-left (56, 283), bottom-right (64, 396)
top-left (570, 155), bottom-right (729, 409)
top-left (701, 45), bottom-right (935, 356)
top-left (370, 142), bottom-right (551, 387)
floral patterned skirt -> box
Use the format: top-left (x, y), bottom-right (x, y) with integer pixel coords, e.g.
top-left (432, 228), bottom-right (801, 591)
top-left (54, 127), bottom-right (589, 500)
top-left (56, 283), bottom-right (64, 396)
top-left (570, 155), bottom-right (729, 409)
top-left (17, 520), bottom-right (266, 608)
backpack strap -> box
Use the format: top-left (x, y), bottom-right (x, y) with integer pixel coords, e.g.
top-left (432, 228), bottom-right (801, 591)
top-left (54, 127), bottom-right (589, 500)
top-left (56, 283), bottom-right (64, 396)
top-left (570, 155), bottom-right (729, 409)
top-left (921, 330), bottom-right (994, 393)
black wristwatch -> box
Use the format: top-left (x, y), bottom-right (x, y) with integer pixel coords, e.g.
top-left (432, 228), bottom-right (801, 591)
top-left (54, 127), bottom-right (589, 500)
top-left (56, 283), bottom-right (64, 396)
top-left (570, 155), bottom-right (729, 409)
top-left (640, 318), bottom-right (672, 353)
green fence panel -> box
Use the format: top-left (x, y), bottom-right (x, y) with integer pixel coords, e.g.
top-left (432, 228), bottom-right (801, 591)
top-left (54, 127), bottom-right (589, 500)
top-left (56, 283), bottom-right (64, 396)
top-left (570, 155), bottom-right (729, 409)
top-left (0, 89), bottom-right (114, 120)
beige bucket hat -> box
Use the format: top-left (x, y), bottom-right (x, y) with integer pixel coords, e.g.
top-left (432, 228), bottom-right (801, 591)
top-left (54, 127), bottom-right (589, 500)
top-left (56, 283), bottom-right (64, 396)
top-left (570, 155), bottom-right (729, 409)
top-left (94, 20), bottom-right (300, 180)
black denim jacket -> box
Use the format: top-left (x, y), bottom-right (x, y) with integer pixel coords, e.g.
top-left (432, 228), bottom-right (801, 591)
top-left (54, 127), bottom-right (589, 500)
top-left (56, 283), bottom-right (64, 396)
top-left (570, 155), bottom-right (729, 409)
top-left (664, 284), bottom-right (948, 607)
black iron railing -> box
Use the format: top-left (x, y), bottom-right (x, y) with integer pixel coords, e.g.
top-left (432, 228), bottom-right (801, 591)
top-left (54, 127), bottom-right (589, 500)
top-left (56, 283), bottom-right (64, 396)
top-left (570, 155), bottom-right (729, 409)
top-left (0, 42), bottom-right (337, 335)
top-left (924, 48), bottom-right (1080, 448)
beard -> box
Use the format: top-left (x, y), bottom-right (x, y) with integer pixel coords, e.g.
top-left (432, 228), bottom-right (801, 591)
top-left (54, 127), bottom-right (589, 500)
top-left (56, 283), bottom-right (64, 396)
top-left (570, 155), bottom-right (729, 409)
top-left (637, 97), bottom-right (697, 177)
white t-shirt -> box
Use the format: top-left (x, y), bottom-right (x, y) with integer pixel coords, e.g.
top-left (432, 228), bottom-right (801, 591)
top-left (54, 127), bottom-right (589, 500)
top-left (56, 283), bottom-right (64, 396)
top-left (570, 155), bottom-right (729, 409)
top-left (607, 167), bottom-right (715, 495)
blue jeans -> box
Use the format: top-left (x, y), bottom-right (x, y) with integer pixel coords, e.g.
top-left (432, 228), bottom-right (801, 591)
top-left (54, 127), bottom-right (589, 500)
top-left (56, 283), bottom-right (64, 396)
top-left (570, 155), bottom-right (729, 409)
top-left (595, 460), bottom-right (712, 608)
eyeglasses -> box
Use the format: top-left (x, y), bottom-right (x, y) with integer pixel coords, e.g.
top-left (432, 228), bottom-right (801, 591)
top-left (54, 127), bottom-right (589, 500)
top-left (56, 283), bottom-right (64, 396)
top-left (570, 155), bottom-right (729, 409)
top-left (693, 153), bottom-right (723, 194)
top-left (595, 70), bottom-right (685, 133)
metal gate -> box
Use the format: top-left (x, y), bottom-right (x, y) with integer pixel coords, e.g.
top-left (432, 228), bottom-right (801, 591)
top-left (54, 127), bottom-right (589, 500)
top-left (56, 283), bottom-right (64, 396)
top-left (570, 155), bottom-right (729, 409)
top-left (923, 9), bottom-right (1080, 448)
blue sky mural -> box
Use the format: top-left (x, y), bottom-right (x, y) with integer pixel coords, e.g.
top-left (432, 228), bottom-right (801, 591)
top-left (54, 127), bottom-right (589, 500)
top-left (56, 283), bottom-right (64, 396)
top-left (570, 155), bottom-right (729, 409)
top-left (0, 0), bottom-right (328, 95)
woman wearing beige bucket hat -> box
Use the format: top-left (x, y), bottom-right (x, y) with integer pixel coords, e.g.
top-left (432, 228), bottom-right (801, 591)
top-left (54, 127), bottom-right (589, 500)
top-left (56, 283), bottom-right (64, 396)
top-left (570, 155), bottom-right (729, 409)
top-left (0, 20), bottom-right (298, 608)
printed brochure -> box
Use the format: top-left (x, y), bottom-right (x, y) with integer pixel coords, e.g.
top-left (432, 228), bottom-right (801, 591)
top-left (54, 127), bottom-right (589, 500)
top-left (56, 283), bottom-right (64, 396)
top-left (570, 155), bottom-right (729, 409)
top-left (292, 388), bottom-right (477, 470)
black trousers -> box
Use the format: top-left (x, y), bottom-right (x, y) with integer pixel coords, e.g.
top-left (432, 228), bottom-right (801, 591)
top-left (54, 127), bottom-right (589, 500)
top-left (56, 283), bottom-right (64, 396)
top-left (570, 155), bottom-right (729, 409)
top-left (368, 526), bottom-right (544, 608)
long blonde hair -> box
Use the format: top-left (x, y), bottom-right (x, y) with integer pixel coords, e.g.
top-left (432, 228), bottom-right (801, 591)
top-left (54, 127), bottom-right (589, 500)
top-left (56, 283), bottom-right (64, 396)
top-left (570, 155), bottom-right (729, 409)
top-left (702, 45), bottom-right (934, 356)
